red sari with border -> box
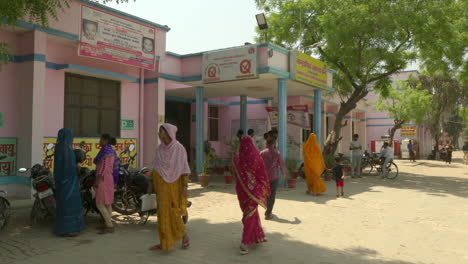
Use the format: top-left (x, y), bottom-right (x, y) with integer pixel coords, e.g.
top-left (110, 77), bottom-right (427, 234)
top-left (233, 137), bottom-right (271, 246)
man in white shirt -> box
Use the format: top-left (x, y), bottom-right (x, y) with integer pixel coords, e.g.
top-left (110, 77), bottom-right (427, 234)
top-left (349, 134), bottom-right (363, 178)
top-left (380, 142), bottom-right (394, 178)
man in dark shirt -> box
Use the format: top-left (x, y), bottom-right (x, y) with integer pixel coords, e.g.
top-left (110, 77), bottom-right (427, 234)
top-left (330, 157), bottom-right (345, 198)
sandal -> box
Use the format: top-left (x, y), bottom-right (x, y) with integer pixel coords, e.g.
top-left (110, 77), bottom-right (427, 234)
top-left (265, 214), bottom-right (274, 220)
top-left (182, 237), bottom-right (190, 249)
top-left (240, 244), bottom-right (249, 255)
top-left (336, 194), bottom-right (340, 198)
top-left (149, 244), bottom-right (162, 250)
top-left (98, 227), bottom-right (114, 235)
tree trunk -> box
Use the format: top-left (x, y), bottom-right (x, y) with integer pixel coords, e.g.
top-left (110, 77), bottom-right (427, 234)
top-left (388, 119), bottom-right (405, 145)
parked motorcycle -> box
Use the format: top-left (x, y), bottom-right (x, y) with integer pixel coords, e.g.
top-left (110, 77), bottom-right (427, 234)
top-left (112, 144), bottom-right (192, 224)
top-left (75, 147), bottom-right (101, 217)
top-left (18, 143), bottom-right (56, 224)
top-left (0, 190), bottom-right (10, 230)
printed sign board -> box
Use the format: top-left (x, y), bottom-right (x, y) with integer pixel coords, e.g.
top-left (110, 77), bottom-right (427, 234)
top-left (202, 45), bottom-right (258, 83)
top-left (401, 125), bottom-right (417, 138)
top-left (79, 5), bottom-right (156, 70)
top-left (0, 138), bottom-right (16, 176)
top-left (266, 105), bottom-right (310, 129)
top-left (43, 138), bottom-right (137, 172)
top-left (121, 119), bottom-right (135, 130)
top-left (290, 50), bottom-right (328, 90)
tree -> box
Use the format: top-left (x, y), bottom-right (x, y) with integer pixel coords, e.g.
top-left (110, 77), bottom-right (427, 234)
top-left (0, 0), bottom-right (135, 67)
top-left (444, 107), bottom-right (465, 148)
top-left (419, 72), bottom-right (467, 145)
top-left (374, 77), bottom-right (431, 145)
top-left (255, 0), bottom-right (466, 154)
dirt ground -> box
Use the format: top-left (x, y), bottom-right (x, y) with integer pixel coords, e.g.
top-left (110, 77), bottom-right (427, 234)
top-left (1, 152), bottom-right (467, 264)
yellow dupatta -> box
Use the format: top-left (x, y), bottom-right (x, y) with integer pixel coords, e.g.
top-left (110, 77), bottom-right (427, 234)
top-left (303, 133), bottom-right (327, 194)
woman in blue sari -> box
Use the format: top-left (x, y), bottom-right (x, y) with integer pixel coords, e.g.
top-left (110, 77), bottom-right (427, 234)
top-left (53, 128), bottom-right (86, 237)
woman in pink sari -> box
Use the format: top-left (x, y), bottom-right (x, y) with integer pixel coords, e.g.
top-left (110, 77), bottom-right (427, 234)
top-left (233, 136), bottom-right (270, 255)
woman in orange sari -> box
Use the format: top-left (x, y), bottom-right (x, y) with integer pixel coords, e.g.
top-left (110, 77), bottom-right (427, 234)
top-left (233, 136), bottom-right (270, 255)
top-left (303, 133), bottom-right (327, 196)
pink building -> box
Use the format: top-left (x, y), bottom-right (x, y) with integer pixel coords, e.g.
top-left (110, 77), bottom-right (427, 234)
top-left (0, 0), bottom-right (431, 197)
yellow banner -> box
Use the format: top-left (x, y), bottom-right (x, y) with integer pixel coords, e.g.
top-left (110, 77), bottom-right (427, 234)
top-left (43, 138), bottom-right (138, 171)
top-left (401, 125), bottom-right (417, 138)
top-left (291, 50), bottom-right (328, 89)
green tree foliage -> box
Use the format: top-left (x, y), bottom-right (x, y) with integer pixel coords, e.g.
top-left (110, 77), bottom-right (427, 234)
top-left (255, 0), bottom-right (466, 154)
top-left (418, 72), bottom-right (467, 144)
top-left (375, 76), bottom-right (431, 144)
top-left (0, 0), bottom-right (135, 67)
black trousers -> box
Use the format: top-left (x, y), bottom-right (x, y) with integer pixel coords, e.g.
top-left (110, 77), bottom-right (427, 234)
top-left (266, 179), bottom-right (278, 216)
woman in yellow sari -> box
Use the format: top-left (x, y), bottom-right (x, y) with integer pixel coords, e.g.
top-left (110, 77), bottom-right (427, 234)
top-left (303, 133), bottom-right (327, 195)
top-left (148, 124), bottom-right (190, 251)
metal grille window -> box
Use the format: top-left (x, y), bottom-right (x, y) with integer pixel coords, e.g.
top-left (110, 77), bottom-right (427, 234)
top-left (64, 73), bottom-right (121, 137)
top-left (208, 105), bottom-right (219, 141)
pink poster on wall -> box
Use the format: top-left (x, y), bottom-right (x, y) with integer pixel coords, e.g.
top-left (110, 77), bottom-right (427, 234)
top-left (79, 5), bottom-right (156, 70)
top-left (266, 105), bottom-right (310, 129)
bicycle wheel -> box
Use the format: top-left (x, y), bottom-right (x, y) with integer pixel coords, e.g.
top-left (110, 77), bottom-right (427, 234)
top-left (362, 161), bottom-right (375, 176)
top-left (385, 162), bottom-right (399, 179)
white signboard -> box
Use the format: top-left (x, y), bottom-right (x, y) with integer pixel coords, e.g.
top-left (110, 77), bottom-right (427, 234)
top-left (266, 105), bottom-right (311, 129)
top-left (79, 5), bottom-right (156, 70)
top-left (202, 45), bottom-right (258, 83)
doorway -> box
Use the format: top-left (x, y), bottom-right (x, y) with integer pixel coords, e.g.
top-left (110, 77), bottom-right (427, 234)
top-left (165, 101), bottom-right (192, 162)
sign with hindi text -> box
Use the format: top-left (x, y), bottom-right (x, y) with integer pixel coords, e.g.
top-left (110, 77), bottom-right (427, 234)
top-left (266, 105), bottom-right (310, 129)
top-left (401, 125), bottom-right (417, 138)
top-left (290, 50), bottom-right (328, 90)
top-left (202, 45), bottom-right (258, 83)
top-left (79, 5), bottom-right (156, 70)
top-left (42, 137), bottom-right (137, 172)
top-left (0, 138), bottom-right (16, 176)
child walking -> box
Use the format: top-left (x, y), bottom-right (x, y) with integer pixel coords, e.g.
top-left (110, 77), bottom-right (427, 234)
top-left (331, 157), bottom-right (345, 198)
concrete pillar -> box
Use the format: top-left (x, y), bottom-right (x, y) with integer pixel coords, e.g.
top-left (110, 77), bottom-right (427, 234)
top-left (277, 78), bottom-right (287, 187)
top-left (313, 89), bottom-right (322, 147)
top-left (143, 77), bottom-right (165, 167)
top-left (17, 30), bottom-right (46, 169)
top-left (240, 95), bottom-right (247, 134)
top-left (195, 86), bottom-right (205, 177)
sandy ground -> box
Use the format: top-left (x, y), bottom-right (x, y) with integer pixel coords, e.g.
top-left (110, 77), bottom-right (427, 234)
top-left (1, 152), bottom-right (467, 264)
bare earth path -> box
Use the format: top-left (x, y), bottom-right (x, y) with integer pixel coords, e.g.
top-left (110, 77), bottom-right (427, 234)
top-left (1, 152), bottom-right (467, 264)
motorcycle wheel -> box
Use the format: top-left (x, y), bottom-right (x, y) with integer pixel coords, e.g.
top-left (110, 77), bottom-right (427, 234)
top-left (112, 190), bottom-right (139, 215)
top-left (30, 199), bottom-right (41, 225)
top-left (0, 197), bottom-right (11, 230)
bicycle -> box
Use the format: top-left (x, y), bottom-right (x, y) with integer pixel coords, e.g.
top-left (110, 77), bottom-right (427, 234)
top-left (361, 151), bottom-right (399, 179)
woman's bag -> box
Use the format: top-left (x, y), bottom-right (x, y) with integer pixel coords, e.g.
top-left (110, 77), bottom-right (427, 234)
top-left (140, 194), bottom-right (157, 212)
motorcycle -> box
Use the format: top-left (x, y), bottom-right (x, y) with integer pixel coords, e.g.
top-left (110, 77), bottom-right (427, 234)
top-left (74, 146), bottom-right (101, 217)
top-left (0, 190), bottom-right (10, 230)
top-left (18, 143), bottom-right (56, 224)
top-left (112, 144), bottom-right (192, 224)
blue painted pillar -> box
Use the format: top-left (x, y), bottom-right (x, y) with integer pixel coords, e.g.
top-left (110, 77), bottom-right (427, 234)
top-left (240, 95), bottom-right (247, 134)
top-left (277, 78), bottom-right (287, 187)
top-left (195, 86), bottom-right (205, 179)
top-left (314, 89), bottom-right (322, 147)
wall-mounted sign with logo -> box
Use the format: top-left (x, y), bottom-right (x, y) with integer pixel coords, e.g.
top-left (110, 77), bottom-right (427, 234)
top-left (202, 45), bottom-right (258, 83)
top-left (121, 119), bottom-right (135, 130)
top-left (290, 50), bottom-right (328, 90)
top-left (266, 105), bottom-right (310, 129)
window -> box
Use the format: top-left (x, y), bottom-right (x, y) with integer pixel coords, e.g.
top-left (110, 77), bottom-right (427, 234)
top-left (64, 73), bottom-right (121, 137)
top-left (208, 105), bottom-right (219, 141)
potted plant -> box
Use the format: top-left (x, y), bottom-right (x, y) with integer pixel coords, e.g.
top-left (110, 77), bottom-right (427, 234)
top-left (223, 164), bottom-right (234, 184)
top-left (199, 141), bottom-right (217, 187)
top-left (285, 158), bottom-right (299, 188)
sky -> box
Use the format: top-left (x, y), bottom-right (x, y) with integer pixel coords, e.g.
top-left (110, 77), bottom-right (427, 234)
top-left (104, 0), bottom-right (261, 55)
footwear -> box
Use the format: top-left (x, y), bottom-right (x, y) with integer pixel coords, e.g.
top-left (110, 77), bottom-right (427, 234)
top-left (240, 245), bottom-right (249, 255)
top-left (265, 214), bottom-right (274, 220)
top-left (98, 227), bottom-right (114, 235)
top-left (341, 192), bottom-right (344, 197)
top-left (149, 244), bottom-right (162, 250)
top-left (336, 194), bottom-right (340, 198)
top-left (182, 237), bottom-right (190, 249)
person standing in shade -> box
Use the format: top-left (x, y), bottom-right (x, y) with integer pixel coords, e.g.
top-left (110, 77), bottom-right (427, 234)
top-left (463, 141), bottom-right (468, 165)
top-left (94, 134), bottom-right (119, 234)
top-left (53, 128), bottom-right (86, 237)
top-left (260, 132), bottom-right (286, 220)
top-left (408, 140), bottom-right (416, 162)
top-left (446, 144), bottom-right (453, 164)
top-left (349, 134), bottom-right (363, 178)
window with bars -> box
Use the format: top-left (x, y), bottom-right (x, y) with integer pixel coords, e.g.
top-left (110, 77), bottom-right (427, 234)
top-left (64, 73), bottom-right (121, 137)
top-left (208, 105), bottom-right (219, 141)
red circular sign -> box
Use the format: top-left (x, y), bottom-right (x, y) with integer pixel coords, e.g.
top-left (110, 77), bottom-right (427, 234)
top-left (240, 60), bottom-right (251, 74)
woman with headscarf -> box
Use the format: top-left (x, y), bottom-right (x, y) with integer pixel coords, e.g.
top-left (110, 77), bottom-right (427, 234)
top-left (94, 134), bottom-right (119, 234)
top-left (303, 133), bottom-right (327, 196)
top-left (53, 128), bottom-right (86, 237)
top-left (233, 136), bottom-right (270, 255)
top-left (148, 124), bottom-right (191, 251)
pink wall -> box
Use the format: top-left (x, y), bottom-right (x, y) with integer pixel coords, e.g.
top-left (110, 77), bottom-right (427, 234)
top-left (120, 81), bottom-right (140, 139)
top-left (0, 63), bottom-right (19, 137)
top-left (44, 69), bottom-right (65, 136)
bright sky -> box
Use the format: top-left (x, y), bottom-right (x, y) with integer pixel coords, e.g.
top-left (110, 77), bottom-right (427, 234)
top-left (104, 0), bottom-right (261, 55)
